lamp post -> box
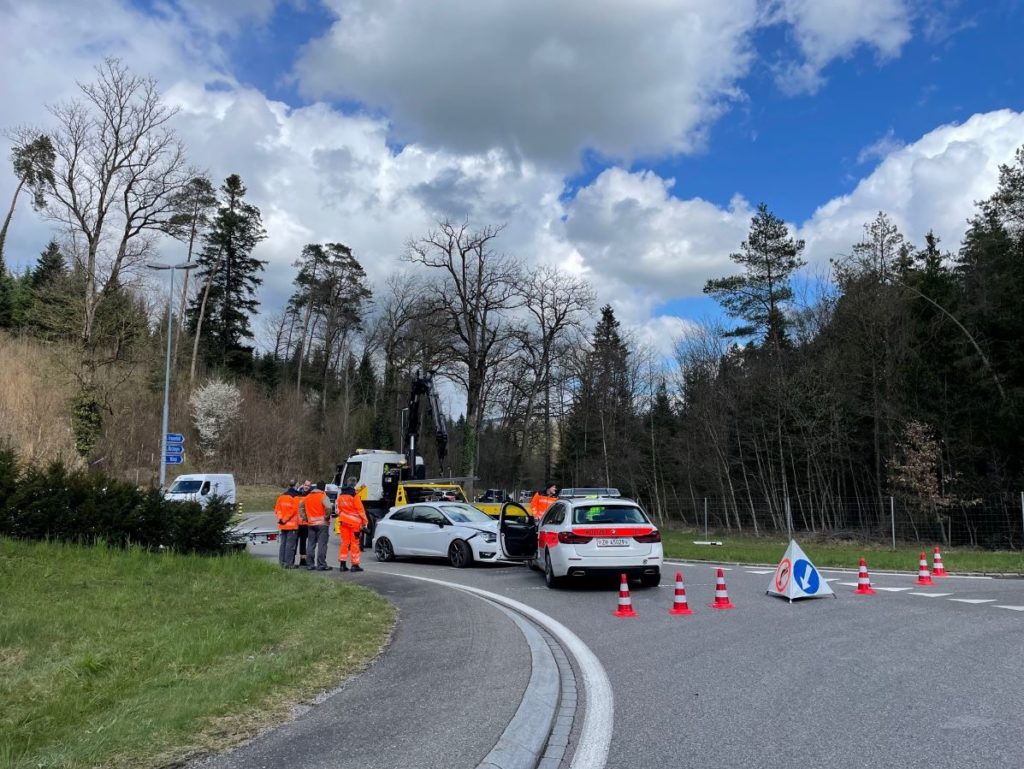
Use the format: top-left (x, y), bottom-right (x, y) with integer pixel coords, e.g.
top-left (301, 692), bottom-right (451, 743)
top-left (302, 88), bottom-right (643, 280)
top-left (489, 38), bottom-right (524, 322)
top-left (147, 261), bottom-right (198, 489)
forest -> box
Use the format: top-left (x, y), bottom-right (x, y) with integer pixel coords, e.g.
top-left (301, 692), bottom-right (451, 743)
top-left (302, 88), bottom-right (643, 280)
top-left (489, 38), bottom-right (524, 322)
top-left (2, 59), bottom-right (1023, 547)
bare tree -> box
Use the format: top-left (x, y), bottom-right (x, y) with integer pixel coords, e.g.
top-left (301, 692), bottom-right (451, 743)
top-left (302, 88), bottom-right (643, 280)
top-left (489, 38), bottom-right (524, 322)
top-left (405, 220), bottom-right (522, 480)
top-left (43, 58), bottom-right (189, 375)
top-left (516, 265), bottom-right (594, 480)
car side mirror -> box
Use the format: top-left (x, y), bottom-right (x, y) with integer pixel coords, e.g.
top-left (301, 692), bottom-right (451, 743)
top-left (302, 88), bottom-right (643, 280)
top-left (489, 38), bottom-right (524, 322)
top-left (436, 519), bottom-right (446, 528)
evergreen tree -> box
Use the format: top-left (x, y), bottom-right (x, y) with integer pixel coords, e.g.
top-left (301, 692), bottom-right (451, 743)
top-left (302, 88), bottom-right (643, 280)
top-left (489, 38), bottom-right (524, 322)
top-left (704, 203), bottom-right (806, 351)
top-left (558, 306), bottom-right (634, 487)
top-left (31, 240), bottom-right (67, 288)
top-left (187, 174), bottom-right (267, 375)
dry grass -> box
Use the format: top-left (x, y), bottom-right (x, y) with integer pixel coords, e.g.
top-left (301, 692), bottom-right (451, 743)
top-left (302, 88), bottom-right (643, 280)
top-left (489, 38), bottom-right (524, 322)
top-left (0, 333), bottom-right (80, 466)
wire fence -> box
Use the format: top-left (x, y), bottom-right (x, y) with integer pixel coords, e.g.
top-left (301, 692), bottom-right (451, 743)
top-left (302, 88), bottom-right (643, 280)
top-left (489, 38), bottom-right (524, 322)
top-left (642, 492), bottom-right (1024, 550)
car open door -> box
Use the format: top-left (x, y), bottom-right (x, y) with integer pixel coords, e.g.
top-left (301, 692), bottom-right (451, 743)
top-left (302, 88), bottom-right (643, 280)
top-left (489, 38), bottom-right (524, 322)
top-left (497, 502), bottom-right (537, 561)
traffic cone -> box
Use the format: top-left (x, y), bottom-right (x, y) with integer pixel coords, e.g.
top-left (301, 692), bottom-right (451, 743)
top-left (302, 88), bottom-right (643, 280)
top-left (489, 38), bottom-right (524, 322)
top-left (854, 557), bottom-right (876, 595)
top-left (932, 546), bottom-right (948, 577)
top-left (669, 571), bottom-right (694, 615)
top-left (708, 568), bottom-right (735, 609)
top-left (613, 573), bottom-right (638, 617)
top-left (916, 552), bottom-right (933, 585)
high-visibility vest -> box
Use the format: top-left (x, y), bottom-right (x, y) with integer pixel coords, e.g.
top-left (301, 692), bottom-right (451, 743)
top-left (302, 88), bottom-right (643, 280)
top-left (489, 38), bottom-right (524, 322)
top-left (530, 492), bottom-right (557, 520)
top-left (336, 495), bottom-right (368, 530)
top-left (274, 494), bottom-right (299, 531)
top-left (303, 490), bottom-right (328, 526)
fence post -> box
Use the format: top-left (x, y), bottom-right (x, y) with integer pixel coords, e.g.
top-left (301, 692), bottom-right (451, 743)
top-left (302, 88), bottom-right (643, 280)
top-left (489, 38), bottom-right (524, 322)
top-left (1020, 491), bottom-right (1023, 548)
top-left (703, 497), bottom-right (708, 540)
top-left (890, 496), bottom-right (896, 551)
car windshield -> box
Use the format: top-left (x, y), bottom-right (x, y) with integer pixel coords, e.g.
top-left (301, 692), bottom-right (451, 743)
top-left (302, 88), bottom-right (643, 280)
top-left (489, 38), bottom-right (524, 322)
top-left (572, 504), bottom-right (649, 525)
top-left (561, 488), bottom-right (620, 498)
top-left (441, 504), bottom-right (494, 523)
top-left (167, 480), bottom-right (202, 494)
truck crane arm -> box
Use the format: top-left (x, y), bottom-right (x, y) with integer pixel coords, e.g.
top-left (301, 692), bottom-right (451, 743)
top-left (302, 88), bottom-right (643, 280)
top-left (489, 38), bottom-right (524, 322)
top-left (406, 372), bottom-right (448, 477)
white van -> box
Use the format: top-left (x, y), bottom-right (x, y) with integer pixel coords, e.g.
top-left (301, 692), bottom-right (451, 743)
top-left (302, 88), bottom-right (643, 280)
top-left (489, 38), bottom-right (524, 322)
top-left (164, 474), bottom-right (237, 507)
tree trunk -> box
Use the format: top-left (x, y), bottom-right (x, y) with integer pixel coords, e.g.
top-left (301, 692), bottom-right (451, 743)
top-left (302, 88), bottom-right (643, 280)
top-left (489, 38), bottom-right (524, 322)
top-left (0, 179), bottom-right (26, 268)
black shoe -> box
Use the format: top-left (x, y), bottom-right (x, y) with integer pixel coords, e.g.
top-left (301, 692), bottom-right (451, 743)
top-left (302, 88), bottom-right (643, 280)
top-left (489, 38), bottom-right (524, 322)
top-left (350, 565), bottom-right (364, 573)
top-left (317, 566), bottom-right (333, 571)
top-left (339, 564), bottom-right (349, 571)
top-left (307, 566), bottom-right (317, 571)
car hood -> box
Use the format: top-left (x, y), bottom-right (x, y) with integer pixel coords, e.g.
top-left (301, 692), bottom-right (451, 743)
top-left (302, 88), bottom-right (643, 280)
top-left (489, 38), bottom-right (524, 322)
top-left (458, 522), bottom-right (498, 534)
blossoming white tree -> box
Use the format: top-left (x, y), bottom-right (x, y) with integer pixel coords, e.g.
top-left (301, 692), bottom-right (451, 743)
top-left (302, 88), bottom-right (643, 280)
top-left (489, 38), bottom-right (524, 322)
top-left (190, 380), bottom-right (241, 459)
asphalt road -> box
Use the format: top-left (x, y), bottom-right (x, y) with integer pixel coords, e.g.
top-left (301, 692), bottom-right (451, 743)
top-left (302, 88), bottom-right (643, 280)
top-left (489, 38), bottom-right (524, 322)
top-left (233, 515), bottom-right (1024, 769)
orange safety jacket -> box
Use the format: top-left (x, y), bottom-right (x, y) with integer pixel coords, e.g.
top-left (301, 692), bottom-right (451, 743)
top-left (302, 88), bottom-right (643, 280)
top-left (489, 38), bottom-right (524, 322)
top-left (336, 495), bottom-right (368, 530)
top-left (530, 492), bottom-right (557, 520)
top-left (274, 493), bottom-right (300, 531)
top-left (302, 490), bottom-right (329, 526)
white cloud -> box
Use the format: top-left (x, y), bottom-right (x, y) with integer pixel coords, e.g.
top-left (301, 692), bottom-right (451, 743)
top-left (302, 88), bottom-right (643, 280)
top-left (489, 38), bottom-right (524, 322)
top-left (800, 109), bottom-right (1024, 262)
top-left (295, 0), bottom-right (760, 166)
top-left (766, 0), bottom-right (912, 94)
top-left (857, 128), bottom-right (905, 165)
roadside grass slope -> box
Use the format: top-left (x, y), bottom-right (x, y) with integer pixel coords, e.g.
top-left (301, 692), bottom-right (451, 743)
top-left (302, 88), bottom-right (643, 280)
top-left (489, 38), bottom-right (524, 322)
top-left (0, 538), bottom-right (395, 769)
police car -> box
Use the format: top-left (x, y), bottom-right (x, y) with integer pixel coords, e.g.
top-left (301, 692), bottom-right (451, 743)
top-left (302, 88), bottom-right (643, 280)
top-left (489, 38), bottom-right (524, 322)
top-left (496, 496), bottom-right (662, 588)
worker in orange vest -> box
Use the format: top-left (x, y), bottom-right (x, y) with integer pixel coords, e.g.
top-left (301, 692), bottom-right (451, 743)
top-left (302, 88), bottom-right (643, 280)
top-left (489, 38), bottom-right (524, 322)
top-left (300, 481), bottom-right (334, 571)
top-left (274, 480), bottom-right (301, 568)
top-left (530, 483), bottom-right (558, 520)
top-left (336, 485), bottom-right (368, 572)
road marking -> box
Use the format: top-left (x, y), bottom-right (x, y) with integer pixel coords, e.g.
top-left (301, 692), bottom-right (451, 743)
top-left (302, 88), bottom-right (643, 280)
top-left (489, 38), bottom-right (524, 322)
top-left (837, 581), bottom-right (859, 587)
top-left (378, 571), bottom-right (613, 769)
top-left (994, 605), bottom-right (1024, 612)
top-left (747, 570), bottom-right (773, 575)
top-left (909, 592), bottom-right (953, 598)
top-left (949, 598), bottom-right (996, 604)
top-left (874, 587), bottom-right (913, 592)
top-left (824, 578), bottom-right (840, 583)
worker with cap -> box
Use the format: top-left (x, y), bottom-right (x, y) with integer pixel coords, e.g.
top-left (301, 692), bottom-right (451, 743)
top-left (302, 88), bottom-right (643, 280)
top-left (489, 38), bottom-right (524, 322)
top-left (274, 480), bottom-right (301, 568)
top-left (530, 482), bottom-right (558, 520)
top-left (336, 485), bottom-right (368, 572)
top-left (300, 481), bottom-right (334, 571)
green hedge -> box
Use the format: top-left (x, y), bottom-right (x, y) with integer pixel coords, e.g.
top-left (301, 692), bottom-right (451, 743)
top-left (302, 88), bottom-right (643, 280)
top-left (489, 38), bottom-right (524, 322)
top-left (0, 447), bottom-right (234, 554)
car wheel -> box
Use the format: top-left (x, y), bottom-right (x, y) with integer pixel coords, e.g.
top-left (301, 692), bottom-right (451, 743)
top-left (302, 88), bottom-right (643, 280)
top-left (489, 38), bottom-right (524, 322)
top-left (544, 550), bottom-right (563, 589)
top-left (527, 557), bottom-right (540, 571)
top-left (374, 537), bottom-right (395, 562)
top-left (640, 571), bottom-right (661, 588)
top-left (448, 539), bottom-right (473, 569)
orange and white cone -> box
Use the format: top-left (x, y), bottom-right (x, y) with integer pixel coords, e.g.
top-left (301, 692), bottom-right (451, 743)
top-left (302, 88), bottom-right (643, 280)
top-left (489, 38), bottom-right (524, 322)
top-left (932, 546), bottom-right (948, 577)
top-left (669, 571), bottom-right (694, 615)
top-left (854, 557), bottom-right (876, 595)
top-left (709, 567), bottom-right (735, 609)
top-left (613, 573), bottom-right (638, 617)
top-left (916, 552), bottom-right (933, 586)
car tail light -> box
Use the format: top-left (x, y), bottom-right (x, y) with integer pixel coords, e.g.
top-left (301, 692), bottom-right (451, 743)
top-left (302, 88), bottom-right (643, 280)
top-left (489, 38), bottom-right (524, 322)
top-left (558, 531), bottom-right (593, 544)
top-left (634, 530), bottom-right (661, 543)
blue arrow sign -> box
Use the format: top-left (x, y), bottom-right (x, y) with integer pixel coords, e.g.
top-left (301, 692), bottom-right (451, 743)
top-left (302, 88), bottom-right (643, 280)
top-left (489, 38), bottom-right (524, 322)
top-left (165, 444), bottom-right (184, 455)
top-left (166, 433), bottom-right (185, 444)
top-left (793, 558), bottom-right (820, 594)
top-left (164, 455), bottom-right (184, 465)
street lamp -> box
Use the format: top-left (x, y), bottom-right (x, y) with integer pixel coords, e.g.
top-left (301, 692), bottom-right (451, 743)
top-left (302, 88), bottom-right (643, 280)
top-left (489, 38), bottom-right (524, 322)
top-left (147, 261), bottom-right (198, 490)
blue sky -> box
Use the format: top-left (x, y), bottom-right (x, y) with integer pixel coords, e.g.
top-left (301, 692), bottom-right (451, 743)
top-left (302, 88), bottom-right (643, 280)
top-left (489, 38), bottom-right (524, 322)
top-left (4, 0), bottom-right (1024, 353)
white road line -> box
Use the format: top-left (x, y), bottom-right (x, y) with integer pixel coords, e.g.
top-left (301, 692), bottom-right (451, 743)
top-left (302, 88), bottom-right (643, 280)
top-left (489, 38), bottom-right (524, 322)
top-left (824, 578), bottom-right (840, 583)
top-left (949, 598), bottom-right (997, 604)
top-left (994, 605), bottom-right (1024, 612)
top-left (746, 570), bottom-right (773, 575)
top-left (909, 592), bottom-right (953, 598)
top-left (837, 582), bottom-right (859, 587)
top-left (874, 587), bottom-right (913, 592)
top-left (379, 571), bottom-right (613, 769)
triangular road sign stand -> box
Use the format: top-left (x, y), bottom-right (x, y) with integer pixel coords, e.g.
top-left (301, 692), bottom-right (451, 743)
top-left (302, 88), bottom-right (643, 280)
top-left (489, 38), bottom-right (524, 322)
top-left (767, 540), bottom-right (836, 602)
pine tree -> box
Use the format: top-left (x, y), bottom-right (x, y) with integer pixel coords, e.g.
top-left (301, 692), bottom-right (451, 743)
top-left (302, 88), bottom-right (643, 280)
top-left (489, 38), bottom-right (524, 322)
top-left (187, 174), bottom-right (267, 376)
top-left (704, 203), bottom-right (806, 352)
top-left (31, 240), bottom-right (67, 288)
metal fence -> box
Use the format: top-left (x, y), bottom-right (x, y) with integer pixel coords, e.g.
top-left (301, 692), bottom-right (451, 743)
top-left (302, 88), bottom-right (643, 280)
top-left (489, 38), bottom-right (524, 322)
top-left (640, 492), bottom-right (1024, 550)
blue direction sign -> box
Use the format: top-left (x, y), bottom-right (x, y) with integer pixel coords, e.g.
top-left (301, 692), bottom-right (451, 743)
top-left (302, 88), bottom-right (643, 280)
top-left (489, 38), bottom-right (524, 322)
top-left (793, 558), bottom-right (820, 595)
top-left (165, 444), bottom-right (184, 455)
top-left (164, 455), bottom-right (184, 465)
top-left (166, 433), bottom-right (185, 444)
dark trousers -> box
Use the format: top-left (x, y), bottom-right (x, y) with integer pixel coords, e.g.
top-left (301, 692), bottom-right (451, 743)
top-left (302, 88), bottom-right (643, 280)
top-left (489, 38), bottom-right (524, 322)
top-left (278, 529), bottom-right (298, 566)
top-left (306, 525), bottom-right (329, 569)
top-left (297, 524), bottom-right (309, 564)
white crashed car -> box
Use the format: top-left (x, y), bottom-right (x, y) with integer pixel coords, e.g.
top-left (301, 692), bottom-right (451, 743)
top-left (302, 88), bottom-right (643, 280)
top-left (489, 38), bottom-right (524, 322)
top-left (372, 502), bottom-right (500, 568)
top-left (497, 497), bottom-right (663, 588)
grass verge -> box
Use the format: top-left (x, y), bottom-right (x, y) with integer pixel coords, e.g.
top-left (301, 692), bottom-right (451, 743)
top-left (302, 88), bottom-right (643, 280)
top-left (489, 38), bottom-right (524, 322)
top-left (236, 485), bottom-right (283, 513)
top-left (662, 528), bottom-right (1024, 574)
top-left (0, 538), bottom-right (395, 769)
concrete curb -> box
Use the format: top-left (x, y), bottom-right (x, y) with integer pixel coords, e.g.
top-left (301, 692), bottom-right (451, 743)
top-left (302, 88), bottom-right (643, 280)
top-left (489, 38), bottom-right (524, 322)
top-left (477, 601), bottom-right (560, 769)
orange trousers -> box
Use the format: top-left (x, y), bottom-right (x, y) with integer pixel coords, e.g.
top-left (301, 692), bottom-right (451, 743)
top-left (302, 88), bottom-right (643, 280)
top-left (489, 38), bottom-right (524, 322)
top-left (338, 527), bottom-right (362, 567)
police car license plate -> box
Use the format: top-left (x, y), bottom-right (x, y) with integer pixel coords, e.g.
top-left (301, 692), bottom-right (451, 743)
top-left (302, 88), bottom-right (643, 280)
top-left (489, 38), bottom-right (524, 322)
top-left (596, 537), bottom-right (629, 547)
